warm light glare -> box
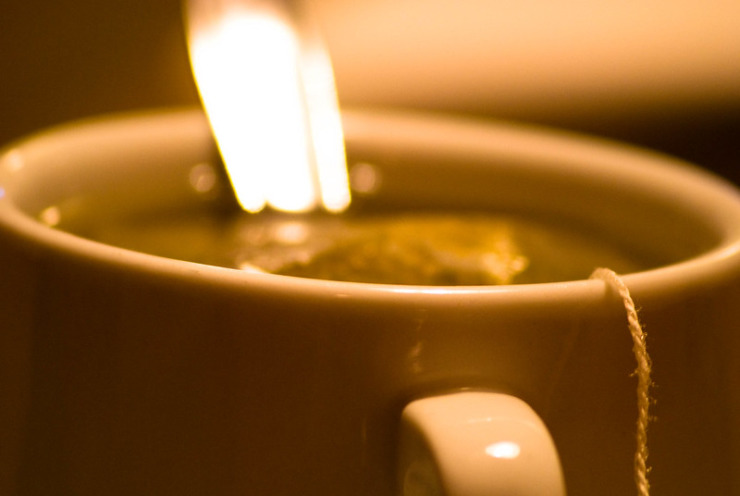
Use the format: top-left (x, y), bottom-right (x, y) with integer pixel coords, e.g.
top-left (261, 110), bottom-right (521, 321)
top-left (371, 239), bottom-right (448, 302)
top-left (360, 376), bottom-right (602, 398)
top-left (299, 37), bottom-right (350, 212)
top-left (485, 441), bottom-right (521, 460)
top-left (39, 206), bottom-right (62, 227)
top-left (186, 1), bottom-right (350, 213)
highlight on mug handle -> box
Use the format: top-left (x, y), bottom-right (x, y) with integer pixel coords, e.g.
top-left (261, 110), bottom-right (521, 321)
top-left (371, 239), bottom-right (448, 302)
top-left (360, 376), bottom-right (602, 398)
top-left (398, 391), bottom-right (566, 496)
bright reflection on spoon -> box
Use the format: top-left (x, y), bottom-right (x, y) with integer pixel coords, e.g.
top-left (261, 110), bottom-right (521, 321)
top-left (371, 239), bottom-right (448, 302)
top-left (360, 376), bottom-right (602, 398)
top-left (185, 0), bottom-right (350, 213)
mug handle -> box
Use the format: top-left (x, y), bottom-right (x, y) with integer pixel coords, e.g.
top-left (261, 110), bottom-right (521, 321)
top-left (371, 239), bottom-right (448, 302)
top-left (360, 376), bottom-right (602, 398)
top-left (398, 391), bottom-right (566, 496)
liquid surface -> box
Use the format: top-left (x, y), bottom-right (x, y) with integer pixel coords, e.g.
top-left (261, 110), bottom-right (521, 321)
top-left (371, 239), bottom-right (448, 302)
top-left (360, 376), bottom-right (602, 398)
top-left (59, 209), bottom-right (647, 285)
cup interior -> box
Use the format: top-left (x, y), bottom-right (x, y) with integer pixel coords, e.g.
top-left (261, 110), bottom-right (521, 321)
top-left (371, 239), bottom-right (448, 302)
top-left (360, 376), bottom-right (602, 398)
top-left (2, 108), bottom-right (740, 286)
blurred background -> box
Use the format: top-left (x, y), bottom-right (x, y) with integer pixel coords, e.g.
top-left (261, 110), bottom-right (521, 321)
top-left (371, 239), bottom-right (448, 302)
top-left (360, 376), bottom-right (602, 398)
top-left (1, 0), bottom-right (739, 182)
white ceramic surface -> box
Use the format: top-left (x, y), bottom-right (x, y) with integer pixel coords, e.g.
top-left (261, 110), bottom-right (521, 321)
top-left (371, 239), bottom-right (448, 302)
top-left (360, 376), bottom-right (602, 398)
top-left (400, 392), bottom-right (565, 496)
top-left (2, 109), bottom-right (740, 496)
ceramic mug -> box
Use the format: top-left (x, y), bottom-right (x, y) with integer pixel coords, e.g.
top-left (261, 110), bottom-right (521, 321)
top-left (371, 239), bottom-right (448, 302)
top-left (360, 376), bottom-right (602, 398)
top-left (2, 109), bottom-right (740, 496)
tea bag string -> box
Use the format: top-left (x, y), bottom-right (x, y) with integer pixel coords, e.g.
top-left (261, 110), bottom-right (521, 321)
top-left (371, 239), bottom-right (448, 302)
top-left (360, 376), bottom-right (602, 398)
top-left (590, 268), bottom-right (652, 496)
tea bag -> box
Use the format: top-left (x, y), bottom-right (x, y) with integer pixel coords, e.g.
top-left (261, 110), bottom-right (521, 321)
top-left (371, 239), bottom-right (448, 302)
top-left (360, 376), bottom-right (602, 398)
top-left (239, 215), bottom-right (529, 285)
top-left (231, 213), bottom-right (643, 285)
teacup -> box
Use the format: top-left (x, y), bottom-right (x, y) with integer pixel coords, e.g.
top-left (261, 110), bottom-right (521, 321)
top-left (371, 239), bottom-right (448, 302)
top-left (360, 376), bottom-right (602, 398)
top-left (2, 108), bottom-right (740, 496)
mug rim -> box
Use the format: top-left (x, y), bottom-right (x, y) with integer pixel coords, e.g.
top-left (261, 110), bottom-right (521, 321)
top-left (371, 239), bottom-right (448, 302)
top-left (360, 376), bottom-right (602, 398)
top-left (1, 107), bottom-right (740, 306)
